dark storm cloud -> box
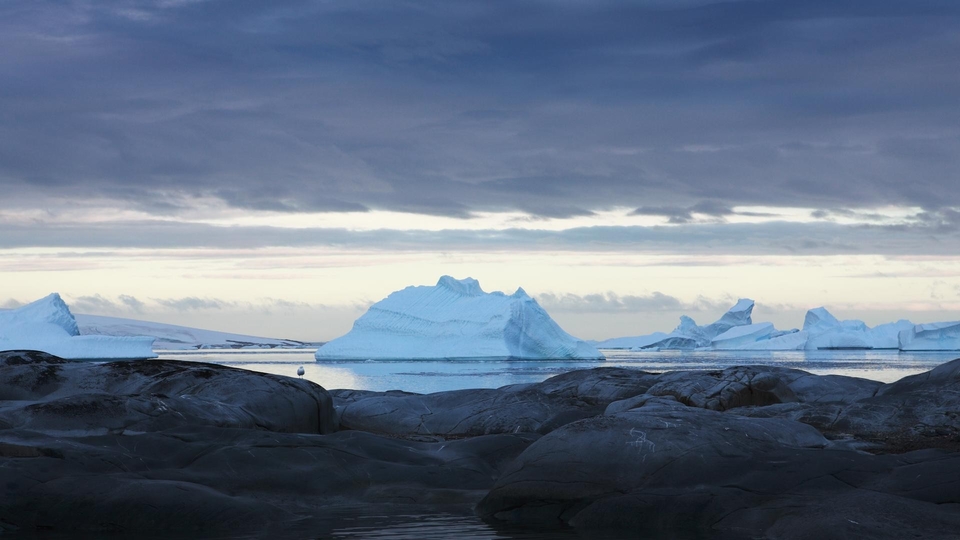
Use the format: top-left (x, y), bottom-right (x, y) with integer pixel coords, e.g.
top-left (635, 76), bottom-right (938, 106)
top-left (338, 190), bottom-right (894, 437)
top-left (1, 0), bottom-right (959, 217)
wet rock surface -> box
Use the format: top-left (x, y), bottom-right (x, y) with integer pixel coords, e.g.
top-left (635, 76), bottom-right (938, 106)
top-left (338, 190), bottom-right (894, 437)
top-left (1, 350), bottom-right (959, 538)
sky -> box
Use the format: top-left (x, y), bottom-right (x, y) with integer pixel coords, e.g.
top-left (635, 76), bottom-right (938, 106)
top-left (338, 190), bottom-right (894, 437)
top-left (2, 0), bottom-right (960, 341)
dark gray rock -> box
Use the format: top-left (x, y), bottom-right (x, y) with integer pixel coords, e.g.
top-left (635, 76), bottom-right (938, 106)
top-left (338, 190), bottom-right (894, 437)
top-left (5, 351), bottom-right (960, 538)
top-left (0, 425), bottom-right (539, 535)
top-left (737, 358), bottom-right (960, 453)
top-left (0, 351), bottom-right (336, 435)
top-left (832, 358), bottom-right (960, 439)
top-left (477, 402), bottom-right (960, 538)
top-left (643, 365), bottom-right (881, 411)
top-left (0, 352), bottom-right (541, 536)
top-left (338, 367), bottom-right (658, 437)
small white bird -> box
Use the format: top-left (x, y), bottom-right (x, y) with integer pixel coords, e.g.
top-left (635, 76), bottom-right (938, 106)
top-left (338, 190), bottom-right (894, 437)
top-left (297, 366), bottom-right (305, 378)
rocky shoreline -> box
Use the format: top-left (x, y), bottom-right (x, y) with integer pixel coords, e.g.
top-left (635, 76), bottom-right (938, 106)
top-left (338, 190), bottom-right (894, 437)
top-left (1, 351), bottom-right (958, 538)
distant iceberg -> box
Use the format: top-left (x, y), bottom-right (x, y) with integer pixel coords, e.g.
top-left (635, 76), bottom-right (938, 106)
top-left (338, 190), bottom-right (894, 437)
top-left (0, 294), bottom-right (156, 360)
top-left (315, 276), bottom-right (602, 361)
top-left (802, 307), bottom-right (873, 350)
top-left (595, 299), bottom-right (755, 350)
top-left (595, 301), bottom-right (944, 351)
top-left (76, 314), bottom-right (313, 350)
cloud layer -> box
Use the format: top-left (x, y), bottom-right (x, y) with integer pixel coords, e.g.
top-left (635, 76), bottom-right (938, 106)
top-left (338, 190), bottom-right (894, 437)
top-left (1, 0), bottom-right (958, 219)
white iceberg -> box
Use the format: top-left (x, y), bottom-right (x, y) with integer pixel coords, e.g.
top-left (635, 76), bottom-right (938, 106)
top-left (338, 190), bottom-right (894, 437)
top-left (710, 322), bottom-right (777, 350)
top-left (76, 314), bottom-right (313, 350)
top-left (315, 276), bottom-right (603, 361)
top-left (0, 294), bottom-right (156, 360)
top-left (738, 330), bottom-right (808, 351)
top-left (867, 320), bottom-right (915, 350)
top-left (596, 299), bottom-right (755, 350)
top-left (800, 307), bottom-right (908, 350)
top-left (898, 321), bottom-right (960, 351)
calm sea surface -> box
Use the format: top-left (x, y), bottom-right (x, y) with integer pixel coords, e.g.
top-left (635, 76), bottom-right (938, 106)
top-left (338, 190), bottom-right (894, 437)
top-left (156, 348), bottom-right (960, 392)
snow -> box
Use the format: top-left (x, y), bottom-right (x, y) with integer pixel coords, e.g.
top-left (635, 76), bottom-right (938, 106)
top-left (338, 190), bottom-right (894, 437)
top-left (898, 321), bottom-right (960, 351)
top-left (315, 276), bottom-right (602, 360)
top-left (76, 314), bottom-right (313, 350)
top-left (0, 294), bottom-right (156, 360)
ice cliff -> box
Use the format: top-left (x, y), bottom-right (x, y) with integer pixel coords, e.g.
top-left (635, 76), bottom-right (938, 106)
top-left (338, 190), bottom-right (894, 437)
top-left (898, 321), bottom-right (960, 351)
top-left (315, 276), bottom-right (602, 360)
top-left (0, 294), bottom-right (156, 360)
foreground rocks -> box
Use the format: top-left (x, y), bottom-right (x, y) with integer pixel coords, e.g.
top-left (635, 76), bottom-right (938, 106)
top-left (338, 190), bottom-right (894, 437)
top-left (2, 351), bottom-right (959, 538)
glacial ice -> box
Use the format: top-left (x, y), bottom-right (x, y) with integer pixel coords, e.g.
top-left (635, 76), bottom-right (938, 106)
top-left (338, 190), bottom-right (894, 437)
top-left (869, 320), bottom-right (917, 350)
top-left (315, 276), bottom-right (603, 361)
top-left (803, 307), bottom-right (882, 350)
top-left (0, 294), bottom-right (156, 360)
top-left (710, 322), bottom-right (776, 350)
top-left (76, 314), bottom-right (310, 350)
top-left (898, 321), bottom-right (960, 351)
top-left (595, 299), bottom-right (755, 350)
top-left (596, 301), bottom-right (960, 351)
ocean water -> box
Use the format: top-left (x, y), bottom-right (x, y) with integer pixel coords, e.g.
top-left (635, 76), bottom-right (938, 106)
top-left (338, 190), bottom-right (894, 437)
top-left (155, 348), bottom-right (960, 393)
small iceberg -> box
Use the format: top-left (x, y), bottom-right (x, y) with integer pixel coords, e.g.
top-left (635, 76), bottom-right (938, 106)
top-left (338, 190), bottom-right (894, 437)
top-left (315, 276), bottom-right (602, 361)
top-left (0, 294), bottom-right (156, 360)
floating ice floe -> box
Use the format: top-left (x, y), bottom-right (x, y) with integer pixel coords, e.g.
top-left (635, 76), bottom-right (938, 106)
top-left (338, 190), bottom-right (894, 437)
top-left (0, 294), bottom-right (156, 360)
top-left (315, 276), bottom-right (603, 361)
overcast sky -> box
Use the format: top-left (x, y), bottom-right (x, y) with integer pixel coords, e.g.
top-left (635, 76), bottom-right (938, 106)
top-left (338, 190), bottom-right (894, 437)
top-left (3, 0), bottom-right (960, 340)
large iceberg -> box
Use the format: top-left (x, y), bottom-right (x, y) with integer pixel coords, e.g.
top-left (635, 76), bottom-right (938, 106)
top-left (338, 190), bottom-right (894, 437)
top-left (799, 308), bottom-right (913, 350)
top-left (315, 276), bottom-right (602, 361)
top-left (77, 314), bottom-right (313, 350)
top-left (870, 320), bottom-right (918, 349)
top-left (596, 299), bottom-right (755, 350)
top-left (0, 294), bottom-right (156, 360)
top-left (898, 321), bottom-right (960, 351)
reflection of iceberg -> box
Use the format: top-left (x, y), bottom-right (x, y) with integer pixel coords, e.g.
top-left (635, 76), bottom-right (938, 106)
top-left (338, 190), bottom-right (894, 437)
top-left (316, 276), bottom-right (602, 361)
top-left (596, 299), bottom-right (755, 350)
top-left (0, 294), bottom-right (156, 360)
top-left (898, 322), bottom-right (960, 351)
